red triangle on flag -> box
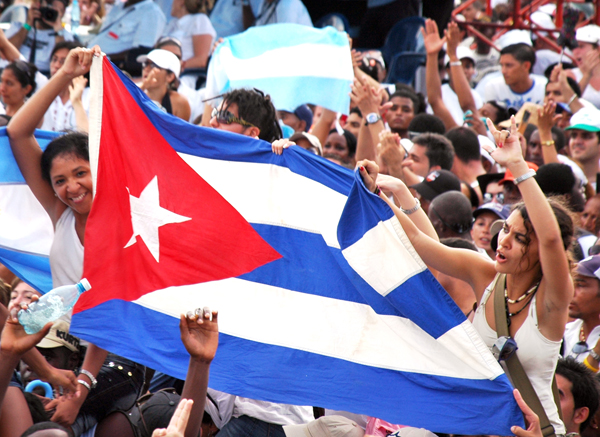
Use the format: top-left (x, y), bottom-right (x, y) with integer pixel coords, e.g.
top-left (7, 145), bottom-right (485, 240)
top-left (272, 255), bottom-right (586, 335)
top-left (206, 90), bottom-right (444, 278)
top-left (76, 57), bottom-right (281, 313)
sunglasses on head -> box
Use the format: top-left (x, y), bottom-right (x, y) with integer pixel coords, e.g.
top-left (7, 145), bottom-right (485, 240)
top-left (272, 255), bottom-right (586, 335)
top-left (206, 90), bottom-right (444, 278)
top-left (211, 107), bottom-right (255, 128)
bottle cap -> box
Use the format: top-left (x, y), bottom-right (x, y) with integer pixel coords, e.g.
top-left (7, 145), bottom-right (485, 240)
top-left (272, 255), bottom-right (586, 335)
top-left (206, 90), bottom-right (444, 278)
top-left (79, 278), bottom-right (92, 291)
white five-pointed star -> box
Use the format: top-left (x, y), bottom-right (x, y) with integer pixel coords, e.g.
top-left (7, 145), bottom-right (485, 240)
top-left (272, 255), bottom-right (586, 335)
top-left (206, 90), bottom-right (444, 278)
top-left (124, 175), bottom-right (191, 262)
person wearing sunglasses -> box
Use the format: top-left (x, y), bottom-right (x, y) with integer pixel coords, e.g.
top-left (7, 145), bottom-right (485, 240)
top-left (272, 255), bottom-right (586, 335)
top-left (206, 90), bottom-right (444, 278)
top-left (137, 49), bottom-right (191, 121)
top-left (209, 88), bottom-right (282, 143)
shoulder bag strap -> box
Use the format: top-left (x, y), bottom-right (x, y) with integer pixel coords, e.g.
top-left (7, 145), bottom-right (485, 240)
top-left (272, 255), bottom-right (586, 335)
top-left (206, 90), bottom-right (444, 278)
top-left (493, 274), bottom-right (557, 437)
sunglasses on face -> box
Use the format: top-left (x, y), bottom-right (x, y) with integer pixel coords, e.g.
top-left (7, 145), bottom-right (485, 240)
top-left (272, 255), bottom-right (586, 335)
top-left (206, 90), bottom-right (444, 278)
top-left (211, 107), bottom-right (255, 128)
top-left (492, 336), bottom-right (518, 361)
top-left (142, 61), bottom-right (164, 70)
top-left (483, 192), bottom-right (505, 204)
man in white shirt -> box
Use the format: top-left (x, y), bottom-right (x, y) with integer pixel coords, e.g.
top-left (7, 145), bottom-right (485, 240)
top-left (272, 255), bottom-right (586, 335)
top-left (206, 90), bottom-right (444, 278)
top-left (565, 107), bottom-right (600, 191)
top-left (563, 255), bottom-right (600, 363)
top-left (484, 43), bottom-right (547, 110)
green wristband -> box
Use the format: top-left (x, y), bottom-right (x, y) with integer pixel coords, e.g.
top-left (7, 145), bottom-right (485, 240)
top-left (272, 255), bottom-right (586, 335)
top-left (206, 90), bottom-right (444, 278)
top-left (23, 22), bottom-right (31, 31)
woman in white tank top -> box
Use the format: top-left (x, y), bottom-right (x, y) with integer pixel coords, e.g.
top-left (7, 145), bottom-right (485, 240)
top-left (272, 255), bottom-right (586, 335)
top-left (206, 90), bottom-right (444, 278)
top-left (357, 116), bottom-right (574, 433)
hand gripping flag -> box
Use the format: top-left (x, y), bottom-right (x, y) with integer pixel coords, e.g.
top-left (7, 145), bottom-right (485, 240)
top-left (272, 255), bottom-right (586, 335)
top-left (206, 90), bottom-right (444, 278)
top-left (0, 129), bottom-right (59, 293)
top-left (71, 55), bottom-right (523, 435)
top-left (204, 23), bottom-right (353, 114)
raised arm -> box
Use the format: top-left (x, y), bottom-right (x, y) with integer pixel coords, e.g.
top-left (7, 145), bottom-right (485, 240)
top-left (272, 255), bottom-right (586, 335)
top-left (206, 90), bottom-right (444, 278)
top-left (7, 46), bottom-right (100, 223)
top-left (537, 102), bottom-right (559, 165)
top-left (69, 76), bottom-right (89, 133)
top-left (422, 19), bottom-right (458, 131)
top-left (350, 76), bottom-right (386, 162)
top-left (357, 160), bottom-right (496, 302)
top-left (179, 308), bottom-right (218, 437)
top-left (485, 117), bottom-right (572, 340)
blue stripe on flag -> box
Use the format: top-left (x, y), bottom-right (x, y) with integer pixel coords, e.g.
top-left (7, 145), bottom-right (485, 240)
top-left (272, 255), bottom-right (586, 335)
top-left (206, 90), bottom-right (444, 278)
top-left (223, 24), bottom-right (349, 59)
top-left (0, 128), bottom-right (58, 183)
top-left (72, 299), bottom-right (523, 435)
top-left (0, 246), bottom-right (52, 293)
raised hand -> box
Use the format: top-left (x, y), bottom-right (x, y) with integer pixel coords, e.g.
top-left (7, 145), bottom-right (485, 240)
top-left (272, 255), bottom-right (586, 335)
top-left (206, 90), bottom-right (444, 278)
top-left (180, 308), bottom-right (218, 364)
top-left (152, 399), bottom-right (193, 437)
top-left (1, 298), bottom-right (51, 357)
top-left (485, 116), bottom-right (523, 167)
top-left (421, 18), bottom-right (446, 56)
top-left (511, 389), bottom-right (542, 437)
top-left (445, 21), bottom-right (462, 58)
top-left (69, 76), bottom-right (88, 104)
top-left (537, 101), bottom-right (556, 132)
top-left (357, 159), bottom-right (380, 193)
top-left (61, 46), bottom-right (101, 80)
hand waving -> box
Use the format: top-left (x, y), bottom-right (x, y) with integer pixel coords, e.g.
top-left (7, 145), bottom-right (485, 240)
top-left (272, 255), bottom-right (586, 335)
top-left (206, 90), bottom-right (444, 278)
top-left (421, 19), bottom-right (446, 56)
top-left (180, 308), bottom-right (218, 364)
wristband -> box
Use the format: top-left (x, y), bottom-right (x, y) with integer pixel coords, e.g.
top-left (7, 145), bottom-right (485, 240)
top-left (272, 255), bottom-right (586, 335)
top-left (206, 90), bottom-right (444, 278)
top-left (22, 23), bottom-right (31, 31)
top-left (567, 94), bottom-right (577, 106)
top-left (400, 197), bottom-right (421, 215)
top-left (514, 169), bottom-right (536, 185)
top-left (449, 61), bottom-right (462, 67)
top-left (77, 379), bottom-right (91, 391)
top-left (373, 185), bottom-right (381, 195)
top-left (79, 369), bottom-right (97, 388)
top-left (584, 355), bottom-right (600, 373)
top-left (541, 140), bottom-right (555, 147)
top-left (589, 348), bottom-right (600, 362)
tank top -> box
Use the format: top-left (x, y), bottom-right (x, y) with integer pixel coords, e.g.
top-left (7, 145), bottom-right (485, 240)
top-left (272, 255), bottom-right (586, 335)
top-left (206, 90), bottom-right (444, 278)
top-left (472, 275), bottom-right (565, 434)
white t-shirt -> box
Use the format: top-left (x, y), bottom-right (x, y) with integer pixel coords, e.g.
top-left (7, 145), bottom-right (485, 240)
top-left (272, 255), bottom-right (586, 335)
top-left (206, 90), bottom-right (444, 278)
top-left (232, 398), bottom-right (314, 426)
top-left (483, 74), bottom-right (547, 109)
top-left (440, 83), bottom-right (483, 126)
top-left (41, 87), bottom-right (91, 132)
top-left (163, 14), bottom-right (216, 62)
top-left (177, 81), bottom-right (205, 123)
top-left (563, 319), bottom-right (600, 362)
top-left (573, 68), bottom-right (600, 109)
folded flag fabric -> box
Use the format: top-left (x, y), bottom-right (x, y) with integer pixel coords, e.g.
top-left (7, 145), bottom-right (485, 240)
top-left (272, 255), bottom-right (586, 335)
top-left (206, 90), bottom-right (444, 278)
top-left (204, 23), bottom-right (353, 114)
top-left (71, 55), bottom-right (523, 435)
top-left (0, 129), bottom-right (59, 293)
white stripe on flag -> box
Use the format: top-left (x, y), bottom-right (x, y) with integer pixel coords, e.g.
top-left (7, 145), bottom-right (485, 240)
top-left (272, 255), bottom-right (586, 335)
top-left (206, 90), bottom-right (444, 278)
top-left (342, 217), bottom-right (427, 296)
top-left (179, 153), bottom-right (347, 249)
top-left (218, 44), bottom-right (354, 81)
top-left (0, 185), bottom-right (53, 254)
top-left (134, 278), bottom-right (503, 380)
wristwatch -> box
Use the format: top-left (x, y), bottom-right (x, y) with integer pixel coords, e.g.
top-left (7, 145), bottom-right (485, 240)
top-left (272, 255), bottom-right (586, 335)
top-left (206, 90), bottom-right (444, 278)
top-left (364, 112), bottom-right (381, 126)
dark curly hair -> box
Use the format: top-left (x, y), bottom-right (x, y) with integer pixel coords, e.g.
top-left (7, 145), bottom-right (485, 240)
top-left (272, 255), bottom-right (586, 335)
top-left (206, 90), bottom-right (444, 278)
top-left (222, 88), bottom-right (282, 142)
top-left (40, 132), bottom-right (89, 184)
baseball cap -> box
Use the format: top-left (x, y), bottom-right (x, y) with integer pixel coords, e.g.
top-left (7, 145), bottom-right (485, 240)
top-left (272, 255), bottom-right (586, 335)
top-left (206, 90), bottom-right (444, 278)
top-left (575, 255), bottom-right (600, 280)
top-left (410, 170), bottom-right (461, 201)
top-left (37, 320), bottom-right (80, 353)
top-left (576, 24), bottom-right (600, 44)
top-left (290, 132), bottom-right (322, 156)
top-left (283, 416), bottom-right (364, 437)
top-left (498, 162), bottom-right (539, 185)
top-left (444, 46), bottom-right (475, 66)
top-left (565, 107), bottom-right (600, 132)
top-left (293, 105), bottom-right (313, 131)
top-left (473, 202), bottom-right (511, 220)
top-left (496, 30), bottom-right (532, 50)
top-left (137, 49), bottom-right (181, 78)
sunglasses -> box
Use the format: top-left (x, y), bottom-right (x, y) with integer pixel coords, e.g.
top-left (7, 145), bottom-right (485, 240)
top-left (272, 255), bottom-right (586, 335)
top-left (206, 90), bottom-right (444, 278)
top-left (483, 192), bottom-right (505, 204)
top-left (572, 341), bottom-right (589, 355)
top-left (492, 336), bottom-right (518, 361)
top-left (211, 107), bottom-right (255, 128)
top-left (142, 61), bottom-right (164, 70)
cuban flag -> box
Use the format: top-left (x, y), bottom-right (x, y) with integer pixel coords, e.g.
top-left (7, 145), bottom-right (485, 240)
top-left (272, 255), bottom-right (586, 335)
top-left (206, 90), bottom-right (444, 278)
top-left (0, 129), bottom-right (58, 293)
top-left (204, 24), bottom-right (353, 114)
top-left (68, 55), bottom-right (523, 435)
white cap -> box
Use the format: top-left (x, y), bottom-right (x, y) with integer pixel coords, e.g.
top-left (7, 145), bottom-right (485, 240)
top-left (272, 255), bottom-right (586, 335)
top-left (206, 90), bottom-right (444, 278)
top-left (444, 46), bottom-right (475, 66)
top-left (496, 30), bottom-right (532, 49)
top-left (79, 278), bottom-right (91, 291)
top-left (576, 24), bottom-right (600, 44)
top-left (136, 49), bottom-right (181, 78)
top-left (530, 11), bottom-right (558, 39)
top-left (565, 107), bottom-right (600, 132)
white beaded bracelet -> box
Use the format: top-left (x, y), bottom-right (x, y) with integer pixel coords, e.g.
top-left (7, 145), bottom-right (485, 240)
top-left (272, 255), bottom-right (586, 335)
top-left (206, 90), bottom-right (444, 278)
top-left (77, 379), bottom-right (91, 391)
top-left (401, 197), bottom-right (421, 215)
top-left (514, 169), bottom-right (536, 185)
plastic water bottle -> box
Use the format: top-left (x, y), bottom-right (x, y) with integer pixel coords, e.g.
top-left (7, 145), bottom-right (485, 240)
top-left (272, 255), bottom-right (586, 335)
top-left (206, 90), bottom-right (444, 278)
top-left (18, 279), bottom-right (91, 334)
top-left (71, 0), bottom-right (80, 34)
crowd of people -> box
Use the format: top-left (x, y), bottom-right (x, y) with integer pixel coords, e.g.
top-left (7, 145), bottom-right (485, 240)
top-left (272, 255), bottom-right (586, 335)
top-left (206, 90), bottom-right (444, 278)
top-left (3, 0), bottom-right (600, 436)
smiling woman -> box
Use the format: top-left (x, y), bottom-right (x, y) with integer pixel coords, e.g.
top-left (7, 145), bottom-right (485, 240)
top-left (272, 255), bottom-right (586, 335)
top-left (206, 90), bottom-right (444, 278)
top-left (6, 47), bottom-right (145, 437)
